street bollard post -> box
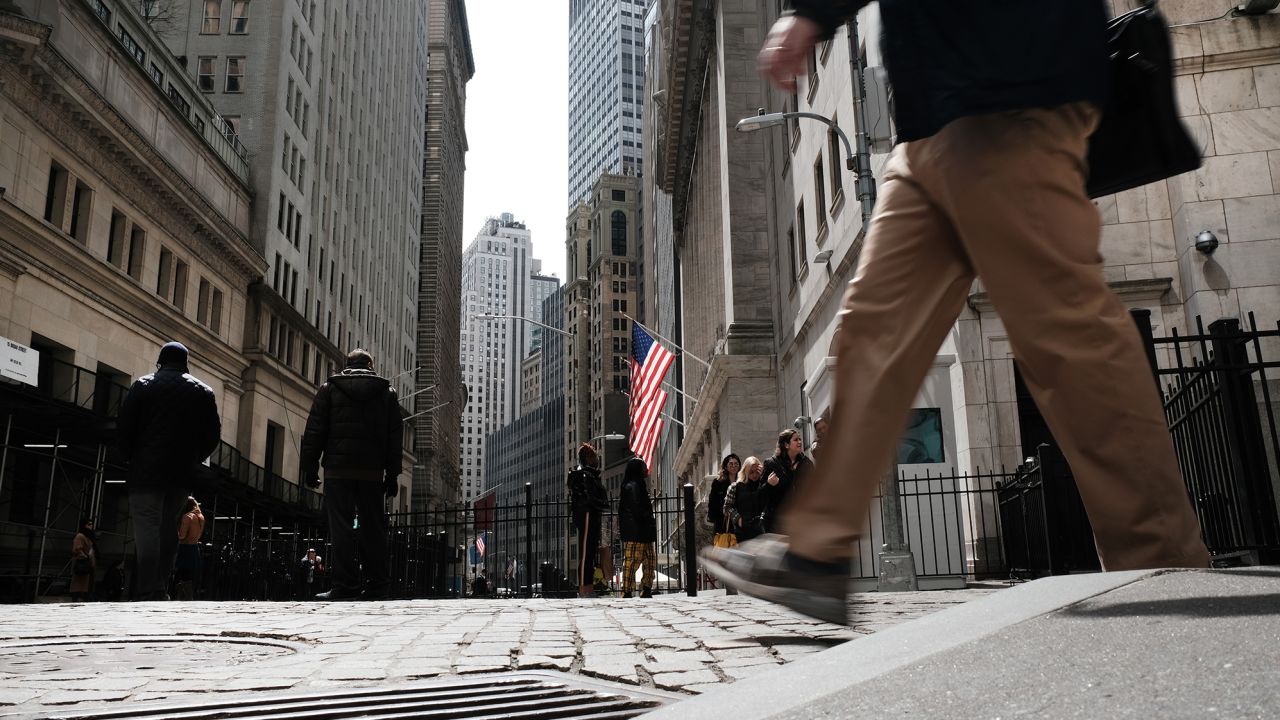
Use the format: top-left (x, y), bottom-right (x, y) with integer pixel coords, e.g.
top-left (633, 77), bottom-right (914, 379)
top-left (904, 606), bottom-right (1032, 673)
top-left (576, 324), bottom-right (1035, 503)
top-left (524, 482), bottom-right (534, 598)
top-left (683, 483), bottom-right (696, 597)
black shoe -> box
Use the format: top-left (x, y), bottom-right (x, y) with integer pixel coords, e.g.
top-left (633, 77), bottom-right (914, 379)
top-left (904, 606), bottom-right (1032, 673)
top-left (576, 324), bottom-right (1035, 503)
top-left (639, 589), bottom-right (653, 599)
top-left (359, 588), bottom-right (388, 601)
top-left (701, 534), bottom-right (850, 625)
top-left (315, 588), bottom-right (361, 601)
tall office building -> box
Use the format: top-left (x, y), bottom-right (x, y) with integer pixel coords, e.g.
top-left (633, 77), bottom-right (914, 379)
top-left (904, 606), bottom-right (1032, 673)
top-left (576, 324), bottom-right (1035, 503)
top-left (528, 263), bottom-right (560, 353)
top-left (162, 0), bottom-right (428, 499)
top-left (414, 0), bottom-right (474, 513)
top-left (566, 0), bottom-right (648, 207)
top-left (459, 214), bottom-right (535, 502)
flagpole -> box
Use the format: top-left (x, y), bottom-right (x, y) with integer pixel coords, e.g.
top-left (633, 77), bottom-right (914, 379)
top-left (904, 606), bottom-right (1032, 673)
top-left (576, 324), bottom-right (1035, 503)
top-left (623, 313), bottom-right (711, 370)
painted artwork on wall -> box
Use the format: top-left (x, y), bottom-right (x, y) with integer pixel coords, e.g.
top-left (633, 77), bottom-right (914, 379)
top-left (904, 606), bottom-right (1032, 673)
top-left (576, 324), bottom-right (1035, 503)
top-left (897, 408), bottom-right (944, 464)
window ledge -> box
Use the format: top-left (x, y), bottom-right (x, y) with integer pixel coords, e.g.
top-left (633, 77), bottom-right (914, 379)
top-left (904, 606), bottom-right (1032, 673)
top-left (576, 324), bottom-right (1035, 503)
top-left (815, 222), bottom-right (829, 248)
top-left (829, 189), bottom-right (846, 220)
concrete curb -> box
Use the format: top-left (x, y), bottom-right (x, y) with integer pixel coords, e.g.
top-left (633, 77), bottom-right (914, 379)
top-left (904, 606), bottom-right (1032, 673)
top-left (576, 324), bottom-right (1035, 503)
top-left (644, 569), bottom-right (1162, 720)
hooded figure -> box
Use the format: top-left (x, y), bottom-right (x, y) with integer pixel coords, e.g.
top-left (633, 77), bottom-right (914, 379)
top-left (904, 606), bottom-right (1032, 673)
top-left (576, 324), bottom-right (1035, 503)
top-left (618, 457), bottom-right (657, 598)
top-left (299, 349), bottom-right (402, 600)
top-left (116, 341), bottom-right (221, 601)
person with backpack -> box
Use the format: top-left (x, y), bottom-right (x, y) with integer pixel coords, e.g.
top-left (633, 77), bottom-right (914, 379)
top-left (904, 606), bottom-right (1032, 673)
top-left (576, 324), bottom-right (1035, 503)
top-left (619, 457), bottom-right (658, 598)
top-left (567, 443), bottom-right (608, 598)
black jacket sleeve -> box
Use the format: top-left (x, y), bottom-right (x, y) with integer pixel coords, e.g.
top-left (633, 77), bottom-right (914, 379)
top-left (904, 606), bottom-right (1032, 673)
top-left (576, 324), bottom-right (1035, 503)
top-left (789, 0), bottom-right (871, 40)
top-left (196, 386), bottom-right (221, 461)
top-left (384, 388), bottom-right (403, 479)
top-left (299, 384), bottom-right (331, 483)
top-left (115, 380), bottom-right (143, 460)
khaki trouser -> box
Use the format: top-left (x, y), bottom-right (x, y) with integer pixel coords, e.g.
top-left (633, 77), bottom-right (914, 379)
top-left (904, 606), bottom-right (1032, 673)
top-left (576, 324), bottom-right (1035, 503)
top-left (783, 103), bottom-right (1209, 571)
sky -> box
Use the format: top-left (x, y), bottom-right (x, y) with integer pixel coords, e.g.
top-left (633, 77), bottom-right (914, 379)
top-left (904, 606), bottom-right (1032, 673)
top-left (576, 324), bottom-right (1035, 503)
top-left (461, 0), bottom-right (570, 281)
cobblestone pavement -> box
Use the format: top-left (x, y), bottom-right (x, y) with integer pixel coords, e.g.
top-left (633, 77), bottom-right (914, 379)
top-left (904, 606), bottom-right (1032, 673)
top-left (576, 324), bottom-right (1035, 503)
top-left (0, 587), bottom-right (997, 717)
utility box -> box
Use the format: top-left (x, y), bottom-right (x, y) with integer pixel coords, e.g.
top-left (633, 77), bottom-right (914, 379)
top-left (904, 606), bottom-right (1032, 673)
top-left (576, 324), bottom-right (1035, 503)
top-left (863, 65), bottom-right (895, 154)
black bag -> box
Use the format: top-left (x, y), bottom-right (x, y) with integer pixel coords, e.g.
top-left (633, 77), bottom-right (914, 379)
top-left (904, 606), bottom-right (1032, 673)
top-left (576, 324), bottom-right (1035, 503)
top-left (1086, 1), bottom-right (1200, 198)
top-left (73, 557), bottom-right (92, 576)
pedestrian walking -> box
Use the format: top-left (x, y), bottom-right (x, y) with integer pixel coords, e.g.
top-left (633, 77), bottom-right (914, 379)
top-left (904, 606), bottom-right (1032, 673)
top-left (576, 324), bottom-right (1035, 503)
top-left (70, 517), bottom-right (96, 601)
top-left (116, 341), bottom-right (221, 602)
top-left (567, 443), bottom-right (608, 598)
top-left (472, 568), bottom-right (490, 598)
top-left (174, 497), bottom-right (204, 600)
top-left (708, 454), bottom-right (738, 538)
top-left (704, 0), bottom-right (1210, 626)
top-left (809, 416), bottom-right (828, 464)
top-left (760, 430), bottom-right (813, 534)
top-left (619, 457), bottom-right (657, 598)
top-left (300, 349), bottom-right (403, 601)
top-left (297, 548), bottom-right (324, 600)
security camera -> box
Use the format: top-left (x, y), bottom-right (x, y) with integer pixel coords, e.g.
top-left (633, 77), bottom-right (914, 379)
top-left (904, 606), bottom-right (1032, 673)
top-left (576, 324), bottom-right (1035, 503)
top-left (793, 416), bottom-right (812, 429)
top-left (1194, 230), bottom-right (1219, 255)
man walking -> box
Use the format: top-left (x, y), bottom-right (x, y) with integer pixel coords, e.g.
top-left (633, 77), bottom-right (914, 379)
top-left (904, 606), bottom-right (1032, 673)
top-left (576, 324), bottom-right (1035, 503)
top-left (116, 342), bottom-right (220, 601)
top-left (618, 457), bottom-right (657, 598)
top-left (300, 349), bottom-right (403, 600)
top-left (568, 443), bottom-right (608, 598)
top-left (704, 0), bottom-right (1209, 625)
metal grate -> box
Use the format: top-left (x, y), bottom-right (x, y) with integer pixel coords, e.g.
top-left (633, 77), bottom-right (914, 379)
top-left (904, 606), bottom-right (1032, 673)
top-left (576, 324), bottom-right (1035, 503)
top-left (46, 673), bottom-right (676, 720)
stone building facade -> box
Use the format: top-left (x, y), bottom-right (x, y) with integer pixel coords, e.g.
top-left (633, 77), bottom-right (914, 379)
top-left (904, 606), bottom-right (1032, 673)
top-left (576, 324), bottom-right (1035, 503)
top-left (414, 0), bottom-right (473, 513)
top-left (0, 0), bottom-right (267, 573)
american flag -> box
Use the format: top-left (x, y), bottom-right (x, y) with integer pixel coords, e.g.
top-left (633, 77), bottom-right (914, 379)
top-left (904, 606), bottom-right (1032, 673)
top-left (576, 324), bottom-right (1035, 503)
top-left (629, 324), bottom-right (675, 470)
top-left (475, 533), bottom-right (486, 558)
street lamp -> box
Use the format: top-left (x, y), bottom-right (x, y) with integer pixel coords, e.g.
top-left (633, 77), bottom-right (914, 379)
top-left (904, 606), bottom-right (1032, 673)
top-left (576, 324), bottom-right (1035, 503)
top-left (736, 109), bottom-right (856, 171)
top-left (473, 313), bottom-right (574, 338)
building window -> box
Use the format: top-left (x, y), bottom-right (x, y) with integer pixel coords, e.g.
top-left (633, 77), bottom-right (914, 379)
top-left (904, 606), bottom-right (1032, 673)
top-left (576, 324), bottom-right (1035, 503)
top-left (222, 115), bottom-right (240, 140)
top-left (43, 161), bottom-right (69, 228)
top-left (157, 246), bottom-right (174, 298)
top-left (211, 288), bottom-right (224, 333)
top-left (611, 189), bottom-right (626, 201)
top-left (225, 57), bottom-right (245, 93)
top-left (787, 225), bottom-right (798, 289)
top-left (127, 225), bottom-right (146, 280)
top-left (68, 180), bottom-right (93, 243)
top-left (197, 57), bottom-right (216, 92)
top-left (118, 27), bottom-right (144, 65)
top-left (828, 124), bottom-right (844, 207)
top-left (796, 201), bottom-right (809, 279)
top-left (201, 0), bottom-right (221, 33)
top-left (230, 0), bottom-right (249, 34)
top-left (197, 278), bottom-right (211, 325)
top-left (610, 210), bottom-right (627, 256)
top-left (172, 258), bottom-right (189, 310)
top-left (107, 210), bottom-right (127, 268)
top-left (166, 84), bottom-right (190, 118)
top-left (148, 62), bottom-right (164, 86)
top-left (813, 156), bottom-right (828, 241)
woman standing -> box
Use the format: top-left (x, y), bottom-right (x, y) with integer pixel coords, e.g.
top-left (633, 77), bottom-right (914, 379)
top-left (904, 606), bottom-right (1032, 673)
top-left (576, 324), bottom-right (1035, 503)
top-left (761, 430), bottom-right (814, 533)
top-left (725, 457), bottom-right (767, 542)
top-left (70, 517), bottom-right (96, 601)
top-left (708, 454), bottom-right (739, 541)
top-left (175, 497), bottom-right (205, 601)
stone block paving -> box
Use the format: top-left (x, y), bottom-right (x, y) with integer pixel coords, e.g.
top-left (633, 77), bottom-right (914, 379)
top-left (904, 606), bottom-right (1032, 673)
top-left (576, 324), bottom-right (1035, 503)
top-left (0, 587), bottom-right (994, 717)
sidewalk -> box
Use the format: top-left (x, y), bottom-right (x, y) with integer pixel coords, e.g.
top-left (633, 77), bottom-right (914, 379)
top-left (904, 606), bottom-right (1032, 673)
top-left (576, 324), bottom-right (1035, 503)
top-left (649, 568), bottom-right (1280, 719)
top-left (0, 586), bottom-right (993, 717)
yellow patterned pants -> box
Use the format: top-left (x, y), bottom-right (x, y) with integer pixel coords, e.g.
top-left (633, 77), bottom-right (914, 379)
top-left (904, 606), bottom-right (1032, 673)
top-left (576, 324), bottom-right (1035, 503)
top-left (621, 541), bottom-right (655, 596)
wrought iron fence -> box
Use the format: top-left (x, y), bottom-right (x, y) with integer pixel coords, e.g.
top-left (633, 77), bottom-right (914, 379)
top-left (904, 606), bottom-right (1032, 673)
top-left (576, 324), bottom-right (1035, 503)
top-left (1134, 310), bottom-right (1280, 562)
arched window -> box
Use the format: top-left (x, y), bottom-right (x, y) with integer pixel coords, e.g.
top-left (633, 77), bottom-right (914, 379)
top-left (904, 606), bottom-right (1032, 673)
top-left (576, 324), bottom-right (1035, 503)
top-left (611, 210), bottom-right (627, 256)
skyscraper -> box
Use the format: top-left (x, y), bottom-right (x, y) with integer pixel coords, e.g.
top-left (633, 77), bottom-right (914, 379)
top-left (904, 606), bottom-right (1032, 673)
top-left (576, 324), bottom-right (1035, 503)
top-left (414, 0), bottom-right (475, 513)
top-left (567, 0), bottom-right (647, 207)
top-left (162, 0), bottom-right (428, 498)
top-left (458, 214), bottom-right (534, 502)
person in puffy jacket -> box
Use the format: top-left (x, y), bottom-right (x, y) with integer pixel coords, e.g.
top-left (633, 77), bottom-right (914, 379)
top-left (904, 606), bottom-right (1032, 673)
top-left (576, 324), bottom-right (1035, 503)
top-left (567, 443), bottom-right (608, 598)
top-left (618, 457), bottom-right (657, 598)
top-left (725, 456), bottom-right (767, 542)
top-left (116, 341), bottom-right (220, 601)
top-left (300, 349), bottom-right (403, 600)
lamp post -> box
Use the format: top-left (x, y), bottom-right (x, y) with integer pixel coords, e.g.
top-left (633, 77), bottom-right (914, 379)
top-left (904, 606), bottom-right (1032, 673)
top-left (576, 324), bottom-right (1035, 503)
top-left (473, 313), bottom-right (575, 338)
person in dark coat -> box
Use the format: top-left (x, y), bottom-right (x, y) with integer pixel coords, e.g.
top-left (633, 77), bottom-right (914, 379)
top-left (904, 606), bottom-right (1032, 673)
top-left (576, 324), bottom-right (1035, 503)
top-left (704, 0), bottom-right (1210, 627)
top-left (567, 443), bottom-right (608, 598)
top-left (618, 457), bottom-right (657, 598)
top-left (116, 341), bottom-right (220, 601)
top-left (760, 429), bottom-right (813, 534)
top-left (708, 454), bottom-right (739, 539)
top-left (725, 456), bottom-right (767, 542)
top-left (300, 349), bottom-right (403, 600)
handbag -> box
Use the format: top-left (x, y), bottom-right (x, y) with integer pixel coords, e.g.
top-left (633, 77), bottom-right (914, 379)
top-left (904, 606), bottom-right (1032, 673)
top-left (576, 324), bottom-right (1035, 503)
top-left (713, 517), bottom-right (738, 549)
top-left (1086, 0), bottom-right (1201, 198)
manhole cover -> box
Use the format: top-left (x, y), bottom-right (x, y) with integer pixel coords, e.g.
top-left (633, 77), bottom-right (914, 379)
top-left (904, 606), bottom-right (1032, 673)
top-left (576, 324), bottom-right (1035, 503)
top-left (0, 635), bottom-right (298, 675)
top-left (45, 672), bottom-right (678, 719)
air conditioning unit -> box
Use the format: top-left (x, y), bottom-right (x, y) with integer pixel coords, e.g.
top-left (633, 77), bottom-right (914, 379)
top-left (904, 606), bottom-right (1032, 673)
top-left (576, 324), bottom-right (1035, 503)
top-left (862, 66), bottom-right (895, 154)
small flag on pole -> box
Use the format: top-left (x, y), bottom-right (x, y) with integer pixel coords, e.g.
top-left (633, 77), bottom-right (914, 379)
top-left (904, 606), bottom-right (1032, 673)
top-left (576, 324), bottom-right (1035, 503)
top-left (629, 324), bottom-right (675, 469)
top-left (475, 532), bottom-right (486, 558)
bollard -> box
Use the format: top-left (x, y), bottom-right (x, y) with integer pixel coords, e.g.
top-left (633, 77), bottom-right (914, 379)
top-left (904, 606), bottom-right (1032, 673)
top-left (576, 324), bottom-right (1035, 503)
top-left (524, 482), bottom-right (534, 598)
top-left (682, 483), bottom-right (697, 597)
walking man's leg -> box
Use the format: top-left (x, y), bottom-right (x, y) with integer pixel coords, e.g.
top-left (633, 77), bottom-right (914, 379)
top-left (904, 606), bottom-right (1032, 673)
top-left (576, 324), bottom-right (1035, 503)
top-left (355, 480), bottom-right (389, 597)
top-left (323, 479), bottom-right (361, 597)
top-left (640, 543), bottom-right (655, 597)
top-left (702, 150), bottom-right (976, 624)
top-left (128, 487), bottom-right (163, 599)
top-left (934, 104), bottom-right (1208, 570)
top-left (621, 541), bottom-right (638, 597)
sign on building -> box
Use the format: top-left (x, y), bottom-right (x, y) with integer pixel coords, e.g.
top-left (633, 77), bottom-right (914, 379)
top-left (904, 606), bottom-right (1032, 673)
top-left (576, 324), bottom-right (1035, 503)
top-left (0, 337), bottom-right (38, 387)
